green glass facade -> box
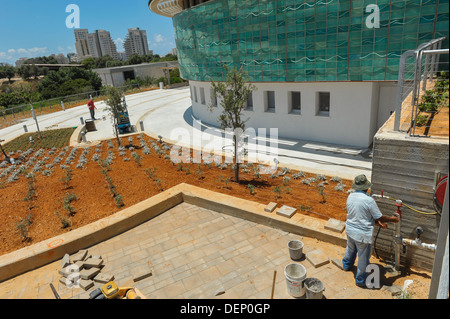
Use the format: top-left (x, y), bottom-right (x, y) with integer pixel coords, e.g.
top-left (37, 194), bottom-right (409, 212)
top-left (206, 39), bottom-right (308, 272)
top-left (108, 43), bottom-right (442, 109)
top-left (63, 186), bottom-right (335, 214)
top-left (173, 0), bottom-right (449, 82)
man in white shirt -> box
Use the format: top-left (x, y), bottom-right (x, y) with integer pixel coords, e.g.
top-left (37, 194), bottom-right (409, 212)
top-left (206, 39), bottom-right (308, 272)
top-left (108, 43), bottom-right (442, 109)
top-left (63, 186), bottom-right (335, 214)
top-left (342, 174), bottom-right (400, 288)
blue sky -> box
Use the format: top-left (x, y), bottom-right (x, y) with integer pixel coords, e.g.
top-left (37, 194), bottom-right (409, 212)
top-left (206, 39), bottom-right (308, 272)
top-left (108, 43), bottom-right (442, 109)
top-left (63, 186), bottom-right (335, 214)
top-left (0, 0), bottom-right (176, 64)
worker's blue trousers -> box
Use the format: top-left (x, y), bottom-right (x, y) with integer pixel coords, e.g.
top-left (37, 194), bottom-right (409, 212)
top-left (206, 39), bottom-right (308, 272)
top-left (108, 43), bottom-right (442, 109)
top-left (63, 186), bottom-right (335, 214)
top-left (342, 236), bottom-right (372, 287)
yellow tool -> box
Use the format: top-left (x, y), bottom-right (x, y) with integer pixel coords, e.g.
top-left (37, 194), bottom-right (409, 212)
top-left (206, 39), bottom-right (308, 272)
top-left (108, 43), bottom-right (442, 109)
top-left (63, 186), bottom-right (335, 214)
top-left (90, 281), bottom-right (142, 299)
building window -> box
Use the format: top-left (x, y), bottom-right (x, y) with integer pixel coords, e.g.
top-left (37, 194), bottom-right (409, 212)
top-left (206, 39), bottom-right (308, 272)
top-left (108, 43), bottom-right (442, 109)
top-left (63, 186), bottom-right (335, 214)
top-left (290, 91), bottom-right (301, 114)
top-left (210, 88), bottom-right (217, 107)
top-left (317, 92), bottom-right (330, 116)
top-left (200, 87), bottom-right (205, 105)
top-left (193, 86), bottom-right (198, 103)
top-left (265, 91), bottom-right (275, 112)
top-left (246, 92), bottom-right (253, 111)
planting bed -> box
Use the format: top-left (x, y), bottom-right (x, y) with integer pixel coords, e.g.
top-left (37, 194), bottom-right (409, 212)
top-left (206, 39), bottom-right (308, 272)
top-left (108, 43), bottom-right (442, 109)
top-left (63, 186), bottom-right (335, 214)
top-left (0, 134), bottom-right (352, 256)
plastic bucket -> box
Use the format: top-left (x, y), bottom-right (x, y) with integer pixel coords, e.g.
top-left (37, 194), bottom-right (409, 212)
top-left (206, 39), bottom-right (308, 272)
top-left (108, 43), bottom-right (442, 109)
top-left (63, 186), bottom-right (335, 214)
top-left (284, 263), bottom-right (307, 298)
top-left (288, 240), bottom-right (304, 261)
top-left (304, 278), bottom-right (325, 299)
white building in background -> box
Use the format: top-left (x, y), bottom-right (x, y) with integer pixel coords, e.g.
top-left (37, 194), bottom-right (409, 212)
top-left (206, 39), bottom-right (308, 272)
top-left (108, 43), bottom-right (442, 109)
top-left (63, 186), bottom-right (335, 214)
top-left (67, 53), bottom-right (80, 63)
top-left (123, 28), bottom-right (150, 60)
top-left (74, 29), bottom-right (119, 60)
top-left (118, 52), bottom-right (127, 62)
top-left (15, 58), bottom-right (28, 68)
top-left (50, 54), bottom-right (69, 64)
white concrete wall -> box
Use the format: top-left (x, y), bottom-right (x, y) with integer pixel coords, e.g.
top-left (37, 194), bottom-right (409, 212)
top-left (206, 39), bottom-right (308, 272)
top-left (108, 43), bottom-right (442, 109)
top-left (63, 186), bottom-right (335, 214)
top-left (190, 81), bottom-right (391, 148)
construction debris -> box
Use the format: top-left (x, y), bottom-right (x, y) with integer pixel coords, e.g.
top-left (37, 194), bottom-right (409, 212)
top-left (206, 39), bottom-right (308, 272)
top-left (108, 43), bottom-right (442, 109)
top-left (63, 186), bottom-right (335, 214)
top-left (57, 249), bottom-right (114, 291)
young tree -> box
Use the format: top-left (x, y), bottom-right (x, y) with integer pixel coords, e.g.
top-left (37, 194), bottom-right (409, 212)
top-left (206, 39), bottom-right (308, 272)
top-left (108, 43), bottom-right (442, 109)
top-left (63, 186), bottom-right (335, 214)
top-left (105, 86), bottom-right (124, 146)
top-left (209, 66), bottom-right (256, 182)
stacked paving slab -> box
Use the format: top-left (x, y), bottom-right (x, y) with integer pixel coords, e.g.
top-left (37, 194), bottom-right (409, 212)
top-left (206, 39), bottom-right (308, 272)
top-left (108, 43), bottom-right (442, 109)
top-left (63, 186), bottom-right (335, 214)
top-left (58, 249), bottom-right (115, 291)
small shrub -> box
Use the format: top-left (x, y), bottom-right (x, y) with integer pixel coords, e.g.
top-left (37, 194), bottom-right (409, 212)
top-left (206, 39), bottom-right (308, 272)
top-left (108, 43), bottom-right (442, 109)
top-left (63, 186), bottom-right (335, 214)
top-left (16, 214), bottom-right (33, 242)
top-left (56, 211), bottom-right (71, 229)
top-left (114, 194), bottom-right (124, 208)
top-left (248, 184), bottom-right (256, 195)
top-left (273, 186), bottom-right (282, 199)
top-left (415, 114), bottom-right (429, 127)
top-left (283, 176), bottom-right (291, 186)
top-left (330, 176), bottom-right (342, 183)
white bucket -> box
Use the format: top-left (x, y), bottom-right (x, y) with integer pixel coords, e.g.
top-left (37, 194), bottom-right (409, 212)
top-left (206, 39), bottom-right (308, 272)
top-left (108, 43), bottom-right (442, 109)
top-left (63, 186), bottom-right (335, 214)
top-left (284, 263), bottom-right (307, 298)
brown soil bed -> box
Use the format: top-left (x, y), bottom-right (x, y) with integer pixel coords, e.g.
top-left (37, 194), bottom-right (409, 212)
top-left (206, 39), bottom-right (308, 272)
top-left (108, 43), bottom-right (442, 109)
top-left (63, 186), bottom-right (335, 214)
top-left (0, 135), bottom-right (352, 256)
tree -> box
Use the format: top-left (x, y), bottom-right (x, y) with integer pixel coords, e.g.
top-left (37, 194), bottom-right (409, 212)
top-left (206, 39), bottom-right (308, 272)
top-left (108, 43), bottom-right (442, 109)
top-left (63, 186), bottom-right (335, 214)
top-left (105, 86), bottom-right (124, 146)
top-left (209, 66), bottom-right (256, 182)
top-left (0, 66), bottom-right (16, 83)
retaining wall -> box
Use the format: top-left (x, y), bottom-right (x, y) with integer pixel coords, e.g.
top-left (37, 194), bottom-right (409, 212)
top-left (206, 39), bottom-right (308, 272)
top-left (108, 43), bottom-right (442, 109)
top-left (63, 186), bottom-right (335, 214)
top-left (371, 124), bottom-right (449, 271)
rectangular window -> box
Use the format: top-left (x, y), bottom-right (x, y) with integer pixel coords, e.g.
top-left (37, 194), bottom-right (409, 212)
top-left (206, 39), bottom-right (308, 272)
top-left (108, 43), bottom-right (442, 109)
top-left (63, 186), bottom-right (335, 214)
top-left (246, 92), bottom-right (253, 111)
top-left (193, 86), bottom-right (198, 103)
top-left (290, 91), bottom-right (301, 114)
top-left (266, 91), bottom-right (275, 112)
top-left (200, 87), bottom-right (205, 105)
top-left (210, 88), bottom-right (217, 107)
top-left (317, 92), bottom-right (330, 116)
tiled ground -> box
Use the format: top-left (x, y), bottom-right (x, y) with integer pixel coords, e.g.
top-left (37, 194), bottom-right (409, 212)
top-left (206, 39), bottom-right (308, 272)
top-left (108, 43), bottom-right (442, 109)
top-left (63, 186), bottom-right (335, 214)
top-left (0, 203), bottom-right (404, 299)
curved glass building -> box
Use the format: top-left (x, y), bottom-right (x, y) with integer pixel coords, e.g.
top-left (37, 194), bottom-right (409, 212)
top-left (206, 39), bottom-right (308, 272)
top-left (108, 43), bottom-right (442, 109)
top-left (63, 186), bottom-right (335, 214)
top-left (149, 0), bottom-right (449, 147)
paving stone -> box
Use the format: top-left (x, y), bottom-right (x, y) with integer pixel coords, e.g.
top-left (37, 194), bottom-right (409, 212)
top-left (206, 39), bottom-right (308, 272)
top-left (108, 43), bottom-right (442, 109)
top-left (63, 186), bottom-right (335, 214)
top-left (71, 250), bottom-right (88, 263)
top-left (306, 249), bottom-right (329, 268)
top-left (80, 268), bottom-right (100, 280)
top-left (324, 218), bottom-right (346, 233)
top-left (264, 202), bottom-right (277, 213)
top-left (61, 254), bottom-right (71, 269)
top-left (59, 276), bottom-right (78, 288)
top-left (93, 273), bottom-right (115, 284)
top-left (383, 285), bottom-right (403, 296)
top-left (131, 265), bottom-right (153, 282)
top-left (83, 258), bottom-right (104, 269)
top-left (276, 205), bottom-right (296, 218)
top-left (58, 265), bottom-right (80, 278)
top-left (331, 258), bottom-right (344, 270)
top-left (75, 260), bottom-right (85, 271)
top-left (79, 279), bottom-right (94, 291)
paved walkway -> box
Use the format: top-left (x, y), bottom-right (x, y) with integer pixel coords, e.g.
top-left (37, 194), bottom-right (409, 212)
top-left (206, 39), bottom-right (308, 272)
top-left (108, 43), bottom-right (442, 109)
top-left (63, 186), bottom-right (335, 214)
top-left (0, 202), bottom-right (400, 299)
top-left (1, 87), bottom-right (372, 180)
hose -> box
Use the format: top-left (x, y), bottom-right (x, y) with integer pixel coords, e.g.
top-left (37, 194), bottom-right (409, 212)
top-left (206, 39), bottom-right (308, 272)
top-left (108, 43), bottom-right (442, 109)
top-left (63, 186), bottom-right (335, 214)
top-left (372, 194), bottom-right (439, 215)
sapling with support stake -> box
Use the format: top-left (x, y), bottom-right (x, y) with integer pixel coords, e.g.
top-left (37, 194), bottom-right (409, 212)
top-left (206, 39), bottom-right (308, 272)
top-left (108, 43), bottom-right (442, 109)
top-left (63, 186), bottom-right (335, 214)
top-left (209, 65), bottom-right (256, 183)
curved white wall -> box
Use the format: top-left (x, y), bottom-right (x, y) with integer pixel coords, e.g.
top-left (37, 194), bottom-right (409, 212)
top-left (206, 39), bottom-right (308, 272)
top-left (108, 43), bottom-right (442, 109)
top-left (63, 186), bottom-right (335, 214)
top-left (189, 81), bottom-right (396, 148)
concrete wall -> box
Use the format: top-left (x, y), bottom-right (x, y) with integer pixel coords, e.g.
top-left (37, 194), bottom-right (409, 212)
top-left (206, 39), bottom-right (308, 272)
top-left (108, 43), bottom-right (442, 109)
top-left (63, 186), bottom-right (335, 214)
top-left (371, 129), bottom-right (449, 271)
top-left (190, 80), bottom-right (396, 148)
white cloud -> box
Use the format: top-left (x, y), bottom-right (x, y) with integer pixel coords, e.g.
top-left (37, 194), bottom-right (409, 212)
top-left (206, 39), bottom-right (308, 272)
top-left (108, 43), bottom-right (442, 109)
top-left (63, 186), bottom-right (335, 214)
top-left (0, 46), bottom-right (50, 64)
top-left (28, 47), bottom-right (48, 54)
top-left (154, 34), bottom-right (164, 43)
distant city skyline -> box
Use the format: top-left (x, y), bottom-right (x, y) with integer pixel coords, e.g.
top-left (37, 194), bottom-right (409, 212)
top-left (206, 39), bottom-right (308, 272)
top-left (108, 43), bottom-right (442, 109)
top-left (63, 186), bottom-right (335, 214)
top-left (0, 1), bottom-right (176, 64)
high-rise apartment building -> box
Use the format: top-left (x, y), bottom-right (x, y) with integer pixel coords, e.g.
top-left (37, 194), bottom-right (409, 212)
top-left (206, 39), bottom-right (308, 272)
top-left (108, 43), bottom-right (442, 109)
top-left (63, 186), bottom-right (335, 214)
top-left (123, 28), bottom-right (150, 60)
top-left (74, 29), bottom-right (119, 60)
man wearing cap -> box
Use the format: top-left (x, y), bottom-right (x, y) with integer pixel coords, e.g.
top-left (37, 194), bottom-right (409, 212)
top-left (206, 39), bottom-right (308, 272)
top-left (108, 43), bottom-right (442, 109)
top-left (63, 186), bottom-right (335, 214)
top-left (342, 174), bottom-right (399, 288)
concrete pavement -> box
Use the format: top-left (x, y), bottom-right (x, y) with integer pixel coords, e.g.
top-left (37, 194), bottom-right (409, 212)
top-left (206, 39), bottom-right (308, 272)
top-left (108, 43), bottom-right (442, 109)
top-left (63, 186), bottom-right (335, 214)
top-left (0, 87), bottom-right (372, 180)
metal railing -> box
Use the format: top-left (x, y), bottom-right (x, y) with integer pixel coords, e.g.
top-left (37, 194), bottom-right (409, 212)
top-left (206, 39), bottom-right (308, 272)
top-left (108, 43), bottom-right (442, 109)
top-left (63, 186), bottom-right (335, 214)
top-left (0, 83), bottom-right (150, 122)
top-left (394, 37), bottom-right (449, 137)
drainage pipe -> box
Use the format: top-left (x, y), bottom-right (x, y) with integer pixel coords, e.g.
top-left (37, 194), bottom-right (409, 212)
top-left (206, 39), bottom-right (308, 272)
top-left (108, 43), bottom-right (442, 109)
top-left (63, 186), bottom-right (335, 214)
top-left (403, 238), bottom-right (437, 251)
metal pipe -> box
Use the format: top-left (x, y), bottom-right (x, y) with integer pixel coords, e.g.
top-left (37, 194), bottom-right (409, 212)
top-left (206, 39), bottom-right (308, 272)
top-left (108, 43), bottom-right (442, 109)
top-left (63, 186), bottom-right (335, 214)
top-left (393, 202), bottom-right (403, 272)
